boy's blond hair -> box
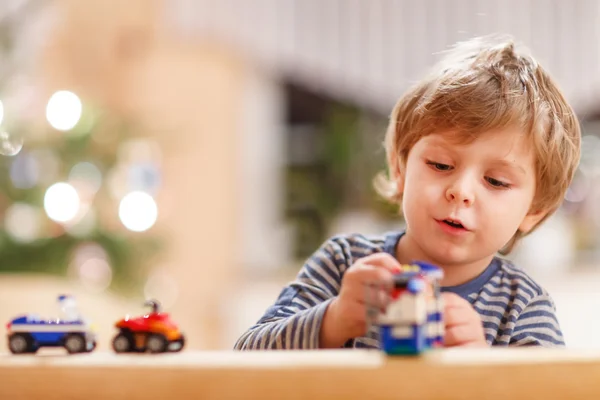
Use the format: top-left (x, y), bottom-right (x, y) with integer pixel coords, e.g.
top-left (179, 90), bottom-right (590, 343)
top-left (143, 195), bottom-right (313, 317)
top-left (375, 34), bottom-right (581, 254)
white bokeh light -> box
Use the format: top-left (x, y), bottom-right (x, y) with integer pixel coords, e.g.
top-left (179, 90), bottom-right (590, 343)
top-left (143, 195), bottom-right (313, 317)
top-left (46, 90), bottom-right (82, 131)
top-left (4, 203), bottom-right (41, 243)
top-left (44, 182), bottom-right (80, 223)
top-left (118, 191), bottom-right (158, 232)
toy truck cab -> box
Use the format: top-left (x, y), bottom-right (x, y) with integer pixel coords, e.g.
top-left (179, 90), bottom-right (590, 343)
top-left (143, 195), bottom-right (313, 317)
top-left (112, 299), bottom-right (185, 353)
top-left (6, 295), bottom-right (97, 355)
top-left (370, 261), bottom-right (444, 355)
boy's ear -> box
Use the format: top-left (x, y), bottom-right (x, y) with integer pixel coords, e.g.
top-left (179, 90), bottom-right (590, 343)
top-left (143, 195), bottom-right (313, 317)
top-left (518, 208), bottom-right (549, 234)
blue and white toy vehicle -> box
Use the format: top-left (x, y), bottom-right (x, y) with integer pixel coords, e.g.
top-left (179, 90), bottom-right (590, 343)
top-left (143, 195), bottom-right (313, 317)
top-left (6, 295), bottom-right (97, 354)
top-left (370, 261), bottom-right (444, 355)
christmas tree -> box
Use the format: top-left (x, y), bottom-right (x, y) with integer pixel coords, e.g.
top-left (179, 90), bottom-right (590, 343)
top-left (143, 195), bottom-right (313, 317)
top-left (0, 1), bottom-right (162, 293)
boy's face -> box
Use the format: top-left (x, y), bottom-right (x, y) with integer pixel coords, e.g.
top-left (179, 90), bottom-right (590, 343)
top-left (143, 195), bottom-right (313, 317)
top-left (398, 128), bottom-right (545, 266)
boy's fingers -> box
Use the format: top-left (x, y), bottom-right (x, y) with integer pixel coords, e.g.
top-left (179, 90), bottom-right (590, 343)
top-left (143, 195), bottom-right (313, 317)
top-left (460, 340), bottom-right (488, 348)
top-left (445, 324), bottom-right (487, 347)
top-left (441, 292), bottom-right (469, 308)
top-left (444, 306), bottom-right (471, 328)
top-left (445, 324), bottom-right (483, 346)
top-left (342, 264), bottom-right (394, 310)
top-left (359, 253), bottom-right (403, 273)
top-left (346, 264), bottom-right (394, 293)
top-left (444, 324), bottom-right (465, 346)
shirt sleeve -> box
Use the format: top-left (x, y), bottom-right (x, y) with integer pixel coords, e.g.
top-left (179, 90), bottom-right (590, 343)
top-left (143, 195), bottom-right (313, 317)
top-left (233, 238), bottom-right (344, 350)
top-left (509, 292), bottom-right (566, 347)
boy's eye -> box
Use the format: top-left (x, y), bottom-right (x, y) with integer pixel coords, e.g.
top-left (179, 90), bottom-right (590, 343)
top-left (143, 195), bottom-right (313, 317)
top-left (486, 177), bottom-right (510, 188)
top-left (426, 161), bottom-right (452, 171)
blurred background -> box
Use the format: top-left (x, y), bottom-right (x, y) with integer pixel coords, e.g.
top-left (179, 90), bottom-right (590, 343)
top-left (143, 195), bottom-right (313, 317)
top-left (0, 0), bottom-right (599, 352)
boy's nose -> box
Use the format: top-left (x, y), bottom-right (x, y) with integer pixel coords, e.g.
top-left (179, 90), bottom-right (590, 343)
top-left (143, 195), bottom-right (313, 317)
top-left (445, 179), bottom-right (474, 206)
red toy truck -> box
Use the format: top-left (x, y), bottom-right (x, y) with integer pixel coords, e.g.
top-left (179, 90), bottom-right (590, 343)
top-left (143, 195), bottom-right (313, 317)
top-left (111, 299), bottom-right (185, 353)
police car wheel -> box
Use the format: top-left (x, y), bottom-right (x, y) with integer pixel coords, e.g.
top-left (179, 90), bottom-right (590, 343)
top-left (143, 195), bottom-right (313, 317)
top-left (146, 334), bottom-right (167, 353)
top-left (112, 332), bottom-right (134, 353)
top-left (64, 334), bottom-right (86, 354)
top-left (8, 333), bottom-right (30, 354)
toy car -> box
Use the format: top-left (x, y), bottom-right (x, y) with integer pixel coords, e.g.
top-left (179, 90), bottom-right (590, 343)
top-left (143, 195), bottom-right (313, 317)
top-left (368, 261), bottom-right (444, 355)
top-left (111, 299), bottom-right (185, 353)
top-left (6, 295), bottom-right (97, 354)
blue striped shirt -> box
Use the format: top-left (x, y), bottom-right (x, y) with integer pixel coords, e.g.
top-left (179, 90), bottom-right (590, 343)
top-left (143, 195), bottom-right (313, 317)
top-left (234, 231), bottom-right (565, 350)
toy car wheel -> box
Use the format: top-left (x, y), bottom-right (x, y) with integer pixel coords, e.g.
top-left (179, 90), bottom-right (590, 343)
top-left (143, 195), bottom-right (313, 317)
top-left (8, 333), bottom-right (32, 354)
top-left (64, 334), bottom-right (86, 354)
top-left (112, 332), bottom-right (134, 353)
top-left (146, 334), bottom-right (167, 353)
top-left (169, 335), bottom-right (185, 352)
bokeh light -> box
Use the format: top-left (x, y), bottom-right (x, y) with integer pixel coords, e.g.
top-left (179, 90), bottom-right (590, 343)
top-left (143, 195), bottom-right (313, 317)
top-left (69, 161), bottom-right (103, 194)
top-left (46, 90), bottom-right (82, 131)
top-left (4, 203), bottom-right (41, 243)
top-left (44, 182), bottom-right (80, 223)
top-left (118, 191), bottom-right (158, 232)
top-left (79, 257), bottom-right (112, 293)
top-left (0, 131), bottom-right (24, 156)
top-left (10, 152), bottom-right (39, 189)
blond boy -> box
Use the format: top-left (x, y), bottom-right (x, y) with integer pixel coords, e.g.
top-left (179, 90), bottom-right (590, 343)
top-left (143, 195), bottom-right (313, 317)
top-left (235, 34), bottom-right (580, 349)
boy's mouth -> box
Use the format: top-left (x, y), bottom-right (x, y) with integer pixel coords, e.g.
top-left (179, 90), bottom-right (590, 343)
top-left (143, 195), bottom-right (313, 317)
top-left (440, 218), bottom-right (468, 230)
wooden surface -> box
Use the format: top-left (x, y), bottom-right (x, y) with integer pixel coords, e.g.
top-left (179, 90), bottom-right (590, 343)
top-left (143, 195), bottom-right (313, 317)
top-left (1, 348), bottom-right (600, 399)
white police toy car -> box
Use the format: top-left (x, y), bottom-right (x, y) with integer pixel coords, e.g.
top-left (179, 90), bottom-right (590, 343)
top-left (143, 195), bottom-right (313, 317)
top-left (6, 295), bottom-right (97, 354)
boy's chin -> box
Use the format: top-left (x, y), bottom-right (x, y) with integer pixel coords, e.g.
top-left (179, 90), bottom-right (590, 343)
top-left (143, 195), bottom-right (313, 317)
top-left (423, 243), bottom-right (480, 267)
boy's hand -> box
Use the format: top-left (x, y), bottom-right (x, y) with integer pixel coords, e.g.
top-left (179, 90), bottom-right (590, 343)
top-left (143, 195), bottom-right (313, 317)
top-left (442, 292), bottom-right (488, 347)
top-left (319, 253), bottom-right (401, 348)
